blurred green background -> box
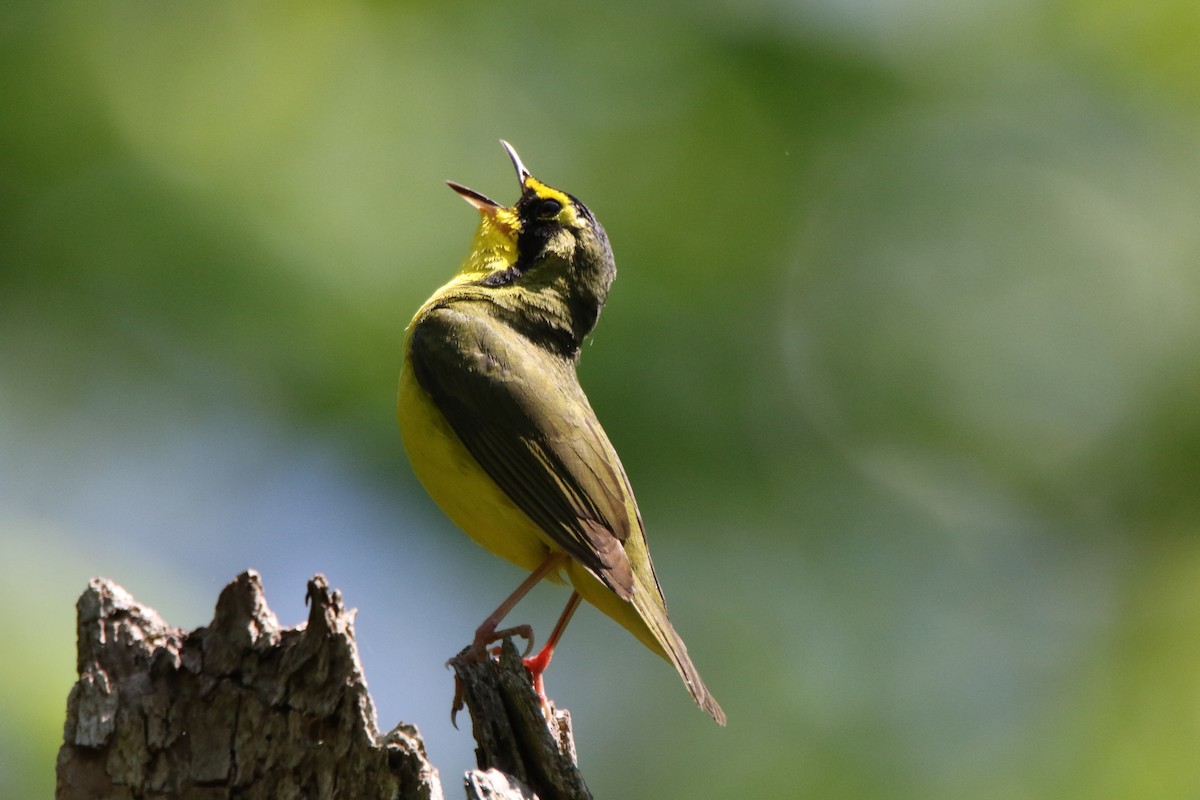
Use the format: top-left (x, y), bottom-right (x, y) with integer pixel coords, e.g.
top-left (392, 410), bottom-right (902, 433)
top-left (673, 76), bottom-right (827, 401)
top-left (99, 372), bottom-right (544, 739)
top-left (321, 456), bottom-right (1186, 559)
top-left (4, 0), bottom-right (1200, 797)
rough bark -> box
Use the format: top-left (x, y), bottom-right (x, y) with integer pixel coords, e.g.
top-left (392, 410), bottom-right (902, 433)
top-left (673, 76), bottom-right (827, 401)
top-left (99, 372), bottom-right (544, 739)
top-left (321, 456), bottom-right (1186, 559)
top-left (56, 571), bottom-right (587, 800)
top-left (453, 640), bottom-right (590, 800)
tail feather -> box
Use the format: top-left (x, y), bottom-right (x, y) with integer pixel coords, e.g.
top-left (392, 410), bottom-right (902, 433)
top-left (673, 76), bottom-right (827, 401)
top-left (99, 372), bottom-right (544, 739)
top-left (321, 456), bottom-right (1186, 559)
top-left (631, 589), bottom-right (727, 726)
top-left (567, 559), bottom-right (726, 725)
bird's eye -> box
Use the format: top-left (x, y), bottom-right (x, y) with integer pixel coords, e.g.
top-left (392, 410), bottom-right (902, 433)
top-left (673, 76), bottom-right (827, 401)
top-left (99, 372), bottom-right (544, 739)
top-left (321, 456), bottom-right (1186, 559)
top-left (536, 198), bottom-right (562, 218)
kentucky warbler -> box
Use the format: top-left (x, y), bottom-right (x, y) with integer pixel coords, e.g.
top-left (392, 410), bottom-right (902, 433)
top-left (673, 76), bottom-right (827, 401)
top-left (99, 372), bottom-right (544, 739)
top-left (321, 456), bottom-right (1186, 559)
top-left (397, 141), bottom-right (725, 725)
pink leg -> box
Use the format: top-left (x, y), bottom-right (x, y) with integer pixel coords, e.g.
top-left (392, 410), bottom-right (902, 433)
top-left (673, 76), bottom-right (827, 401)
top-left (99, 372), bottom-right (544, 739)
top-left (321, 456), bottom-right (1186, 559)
top-left (468, 551), bottom-right (568, 658)
top-left (524, 591), bottom-right (583, 705)
top-left (450, 551), bottom-right (567, 726)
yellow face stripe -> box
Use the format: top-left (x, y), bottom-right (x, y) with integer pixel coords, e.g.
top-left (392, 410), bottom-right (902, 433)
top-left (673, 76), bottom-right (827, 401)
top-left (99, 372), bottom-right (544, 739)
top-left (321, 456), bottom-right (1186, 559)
top-left (447, 176), bottom-right (579, 282)
top-left (526, 178), bottom-right (578, 225)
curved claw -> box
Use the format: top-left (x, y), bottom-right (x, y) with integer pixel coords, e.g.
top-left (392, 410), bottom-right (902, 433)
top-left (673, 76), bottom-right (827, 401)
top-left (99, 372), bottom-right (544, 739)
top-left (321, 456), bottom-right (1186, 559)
top-left (448, 624), bottom-right (537, 726)
top-left (450, 676), bottom-right (465, 729)
top-left (489, 624), bottom-right (535, 657)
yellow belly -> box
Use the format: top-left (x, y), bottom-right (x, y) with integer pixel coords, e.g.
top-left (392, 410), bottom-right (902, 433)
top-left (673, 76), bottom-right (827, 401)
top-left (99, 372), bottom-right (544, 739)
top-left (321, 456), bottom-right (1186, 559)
top-left (397, 355), bottom-right (563, 579)
top-left (397, 344), bottom-right (664, 660)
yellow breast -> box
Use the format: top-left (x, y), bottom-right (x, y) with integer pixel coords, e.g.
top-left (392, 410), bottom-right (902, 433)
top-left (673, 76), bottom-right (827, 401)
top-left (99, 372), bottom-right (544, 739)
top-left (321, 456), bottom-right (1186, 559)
top-left (397, 339), bottom-right (563, 577)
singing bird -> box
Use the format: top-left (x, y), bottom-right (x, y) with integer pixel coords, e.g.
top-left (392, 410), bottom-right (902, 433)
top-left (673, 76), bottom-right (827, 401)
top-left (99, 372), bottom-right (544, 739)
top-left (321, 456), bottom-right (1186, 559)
top-left (397, 141), bottom-right (725, 725)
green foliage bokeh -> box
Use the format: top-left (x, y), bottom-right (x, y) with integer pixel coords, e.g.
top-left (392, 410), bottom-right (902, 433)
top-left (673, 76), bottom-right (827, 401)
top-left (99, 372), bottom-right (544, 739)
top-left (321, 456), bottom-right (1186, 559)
top-left (4, 1), bottom-right (1200, 797)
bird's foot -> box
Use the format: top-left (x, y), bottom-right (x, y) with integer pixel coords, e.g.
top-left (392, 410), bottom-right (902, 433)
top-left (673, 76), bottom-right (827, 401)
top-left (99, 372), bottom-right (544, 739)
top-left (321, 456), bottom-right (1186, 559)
top-left (486, 624), bottom-right (535, 657)
top-left (450, 675), bottom-right (467, 729)
top-left (447, 623), bottom-right (537, 727)
top-left (522, 641), bottom-right (556, 718)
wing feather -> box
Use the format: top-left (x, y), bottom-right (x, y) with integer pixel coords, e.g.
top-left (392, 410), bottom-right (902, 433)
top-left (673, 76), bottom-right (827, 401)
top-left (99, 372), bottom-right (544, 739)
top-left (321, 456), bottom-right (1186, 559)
top-left (409, 304), bottom-right (635, 599)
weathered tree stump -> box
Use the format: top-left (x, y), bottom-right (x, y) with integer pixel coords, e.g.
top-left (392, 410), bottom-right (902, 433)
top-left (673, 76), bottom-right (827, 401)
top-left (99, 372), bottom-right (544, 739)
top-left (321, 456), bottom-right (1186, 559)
top-left (56, 571), bottom-right (589, 800)
top-left (453, 640), bottom-right (590, 800)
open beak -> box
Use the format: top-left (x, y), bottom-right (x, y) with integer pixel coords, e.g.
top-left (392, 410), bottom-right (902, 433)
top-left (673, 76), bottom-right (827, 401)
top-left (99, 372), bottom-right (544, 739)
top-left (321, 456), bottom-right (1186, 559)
top-left (500, 139), bottom-right (531, 186)
top-left (445, 140), bottom-right (531, 224)
top-left (445, 180), bottom-right (503, 212)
